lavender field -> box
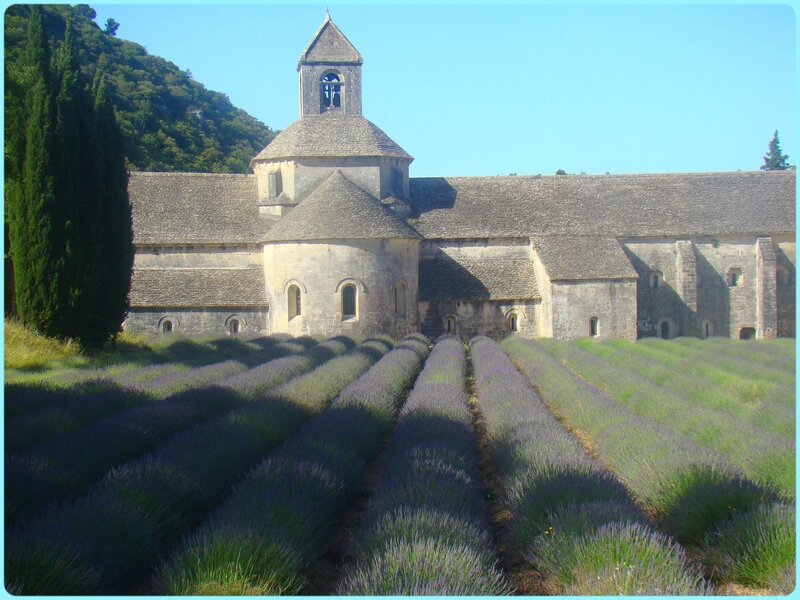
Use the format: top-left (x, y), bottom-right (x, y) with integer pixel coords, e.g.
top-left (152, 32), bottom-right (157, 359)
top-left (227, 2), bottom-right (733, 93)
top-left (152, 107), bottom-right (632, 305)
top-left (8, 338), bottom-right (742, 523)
top-left (4, 333), bottom-right (795, 595)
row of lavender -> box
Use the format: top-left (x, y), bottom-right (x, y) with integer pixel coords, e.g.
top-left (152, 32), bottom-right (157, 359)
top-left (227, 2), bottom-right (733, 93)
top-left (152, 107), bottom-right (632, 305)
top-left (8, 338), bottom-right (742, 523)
top-left (536, 339), bottom-right (794, 498)
top-left (6, 337), bottom-right (394, 594)
top-left (159, 334), bottom-right (430, 594)
top-left (5, 336), bottom-right (354, 526)
top-left (337, 335), bottom-right (510, 595)
top-left (5, 333), bottom-right (290, 412)
top-left (588, 338), bottom-right (794, 438)
top-left (470, 337), bottom-right (707, 594)
top-left (5, 336), bottom-right (319, 453)
top-left (503, 337), bottom-right (794, 594)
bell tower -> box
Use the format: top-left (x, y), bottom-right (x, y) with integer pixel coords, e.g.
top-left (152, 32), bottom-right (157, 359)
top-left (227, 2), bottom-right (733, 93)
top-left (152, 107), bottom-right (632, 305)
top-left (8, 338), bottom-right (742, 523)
top-left (298, 13), bottom-right (363, 117)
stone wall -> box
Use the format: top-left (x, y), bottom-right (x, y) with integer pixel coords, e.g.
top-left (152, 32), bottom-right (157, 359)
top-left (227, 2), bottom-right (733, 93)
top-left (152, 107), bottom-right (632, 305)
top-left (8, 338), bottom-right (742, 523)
top-left (775, 238), bottom-right (796, 337)
top-left (263, 238), bottom-right (419, 339)
top-left (125, 308), bottom-right (268, 335)
top-left (622, 236), bottom-right (796, 339)
top-left (418, 300), bottom-right (539, 339)
top-left (134, 246), bottom-right (261, 269)
top-left (299, 63), bottom-right (362, 117)
top-left (550, 280), bottom-right (637, 340)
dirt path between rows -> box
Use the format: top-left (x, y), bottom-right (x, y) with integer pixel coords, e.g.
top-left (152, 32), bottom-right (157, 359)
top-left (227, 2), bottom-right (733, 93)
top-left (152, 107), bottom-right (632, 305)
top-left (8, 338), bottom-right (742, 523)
top-left (464, 346), bottom-right (549, 596)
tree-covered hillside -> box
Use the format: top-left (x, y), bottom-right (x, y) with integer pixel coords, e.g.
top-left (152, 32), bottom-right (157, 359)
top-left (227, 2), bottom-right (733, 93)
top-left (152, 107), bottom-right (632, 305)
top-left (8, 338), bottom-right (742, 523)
top-left (5, 4), bottom-right (276, 173)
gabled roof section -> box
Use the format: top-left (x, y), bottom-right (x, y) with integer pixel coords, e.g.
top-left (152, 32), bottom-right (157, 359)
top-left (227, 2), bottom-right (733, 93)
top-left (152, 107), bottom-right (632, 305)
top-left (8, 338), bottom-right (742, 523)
top-left (263, 170), bottom-right (420, 242)
top-left (129, 268), bottom-right (268, 308)
top-left (531, 237), bottom-right (638, 281)
top-left (128, 172), bottom-right (270, 245)
top-left (299, 14), bottom-right (362, 65)
top-left (408, 171), bottom-right (795, 238)
top-left (251, 113), bottom-right (412, 163)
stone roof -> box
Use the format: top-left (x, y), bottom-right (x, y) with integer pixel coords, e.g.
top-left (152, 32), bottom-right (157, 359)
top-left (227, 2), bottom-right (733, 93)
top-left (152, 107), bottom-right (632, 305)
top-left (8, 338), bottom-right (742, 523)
top-left (531, 237), bottom-right (638, 281)
top-left (408, 171), bottom-right (796, 238)
top-left (251, 113), bottom-right (412, 162)
top-left (129, 172), bottom-right (269, 245)
top-left (130, 268), bottom-right (268, 308)
top-left (419, 254), bottom-right (539, 301)
top-left (299, 15), bottom-right (363, 65)
top-left (264, 171), bottom-right (420, 243)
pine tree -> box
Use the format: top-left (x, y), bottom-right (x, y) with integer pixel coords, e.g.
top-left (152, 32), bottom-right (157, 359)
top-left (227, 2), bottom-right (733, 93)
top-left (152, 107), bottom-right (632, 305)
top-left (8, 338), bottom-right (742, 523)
top-left (761, 130), bottom-right (791, 170)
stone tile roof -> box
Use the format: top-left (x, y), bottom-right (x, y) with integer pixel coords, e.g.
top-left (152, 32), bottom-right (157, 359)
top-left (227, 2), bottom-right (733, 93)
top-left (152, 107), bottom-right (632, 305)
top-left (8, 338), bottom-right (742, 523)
top-left (263, 170), bottom-right (420, 242)
top-left (251, 113), bottom-right (412, 162)
top-left (531, 237), bottom-right (638, 281)
top-left (300, 15), bottom-right (363, 64)
top-left (419, 253), bottom-right (540, 301)
top-left (128, 172), bottom-right (270, 245)
top-left (129, 268), bottom-right (268, 308)
top-left (408, 171), bottom-right (795, 238)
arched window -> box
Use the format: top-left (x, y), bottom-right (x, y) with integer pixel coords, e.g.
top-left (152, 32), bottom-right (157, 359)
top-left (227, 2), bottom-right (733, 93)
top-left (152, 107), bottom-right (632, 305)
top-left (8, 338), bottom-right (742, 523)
top-left (659, 319), bottom-right (671, 339)
top-left (508, 313), bottom-right (519, 332)
top-left (589, 317), bottom-right (598, 337)
top-left (393, 280), bottom-right (406, 319)
top-left (728, 268), bottom-right (742, 287)
top-left (739, 327), bottom-right (756, 340)
top-left (444, 315), bottom-right (456, 334)
top-left (288, 284), bottom-right (301, 321)
top-left (701, 319), bottom-right (714, 339)
top-left (321, 73), bottom-right (342, 109)
top-left (162, 320), bottom-right (173, 334)
top-left (342, 284), bottom-right (357, 319)
top-left (650, 271), bottom-right (663, 289)
top-left (777, 265), bottom-right (791, 286)
top-left (229, 319), bottom-right (240, 335)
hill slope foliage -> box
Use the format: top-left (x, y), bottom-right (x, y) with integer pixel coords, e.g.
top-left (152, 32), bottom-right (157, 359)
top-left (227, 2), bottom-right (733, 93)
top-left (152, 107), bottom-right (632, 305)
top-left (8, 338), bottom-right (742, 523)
top-left (5, 4), bottom-right (276, 173)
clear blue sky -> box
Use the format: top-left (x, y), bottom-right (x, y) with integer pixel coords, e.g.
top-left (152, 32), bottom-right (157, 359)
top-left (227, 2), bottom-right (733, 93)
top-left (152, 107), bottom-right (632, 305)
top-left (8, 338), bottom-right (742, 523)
top-left (91, 3), bottom-right (796, 177)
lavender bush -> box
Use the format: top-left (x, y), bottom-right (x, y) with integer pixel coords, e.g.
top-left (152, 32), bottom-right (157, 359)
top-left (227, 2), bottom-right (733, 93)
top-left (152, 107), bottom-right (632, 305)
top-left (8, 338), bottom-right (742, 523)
top-left (5, 336), bottom-right (388, 594)
top-left (537, 339), bottom-right (794, 497)
top-left (577, 338), bottom-right (794, 440)
top-left (5, 337), bottom-right (353, 526)
top-left (157, 336), bottom-right (428, 595)
top-left (470, 336), bottom-right (707, 595)
top-left (338, 336), bottom-right (511, 596)
top-left (504, 337), bottom-right (791, 592)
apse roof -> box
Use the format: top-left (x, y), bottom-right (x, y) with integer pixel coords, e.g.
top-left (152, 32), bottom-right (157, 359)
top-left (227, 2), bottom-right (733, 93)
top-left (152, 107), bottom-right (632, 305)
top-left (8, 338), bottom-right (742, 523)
top-left (263, 170), bottom-right (420, 242)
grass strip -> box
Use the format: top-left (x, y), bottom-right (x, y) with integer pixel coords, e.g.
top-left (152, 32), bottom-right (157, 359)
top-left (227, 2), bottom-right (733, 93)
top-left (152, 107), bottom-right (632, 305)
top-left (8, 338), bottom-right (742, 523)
top-left (503, 337), bottom-right (792, 593)
top-left (577, 339), bottom-right (794, 439)
top-left (5, 337), bottom-right (390, 594)
top-left (157, 335), bottom-right (428, 595)
top-left (337, 336), bottom-right (511, 595)
top-left (470, 336), bottom-right (708, 595)
top-left (670, 337), bottom-right (795, 374)
top-left (629, 337), bottom-right (795, 399)
top-left (5, 337), bottom-right (353, 526)
top-left (4, 337), bottom-right (317, 454)
top-left (537, 339), bottom-right (794, 497)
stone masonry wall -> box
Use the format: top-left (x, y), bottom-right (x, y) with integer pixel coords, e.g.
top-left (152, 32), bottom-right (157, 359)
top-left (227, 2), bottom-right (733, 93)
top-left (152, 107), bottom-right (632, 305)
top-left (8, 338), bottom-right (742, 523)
top-left (550, 280), bottom-right (637, 340)
top-left (418, 300), bottom-right (539, 339)
top-left (775, 238), bottom-right (796, 337)
top-left (263, 239), bottom-right (419, 339)
top-left (125, 308), bottom-right (268, 335)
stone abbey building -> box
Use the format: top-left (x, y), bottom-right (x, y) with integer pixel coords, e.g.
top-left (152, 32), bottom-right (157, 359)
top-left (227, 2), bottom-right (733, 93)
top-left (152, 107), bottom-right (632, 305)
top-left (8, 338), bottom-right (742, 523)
top-left (125, 16), bottom-right (796, 340)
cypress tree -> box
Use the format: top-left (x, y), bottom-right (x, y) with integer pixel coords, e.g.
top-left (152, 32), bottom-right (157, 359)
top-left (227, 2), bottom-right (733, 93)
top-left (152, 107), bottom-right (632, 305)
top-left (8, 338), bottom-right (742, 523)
top-left (7, 7), bottom-right (133, 344)
top-left (86, 76), bottom-right (133, 345)
top-left (8, 5), bottom-right (65, 337)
